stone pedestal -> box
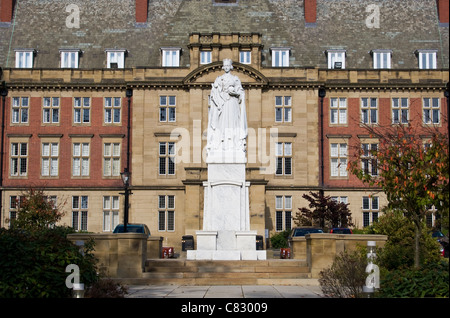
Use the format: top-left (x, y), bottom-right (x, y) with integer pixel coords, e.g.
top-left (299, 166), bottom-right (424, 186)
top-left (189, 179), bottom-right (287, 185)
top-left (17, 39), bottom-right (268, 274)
top-left (187, 157), bottom-right (266, 260)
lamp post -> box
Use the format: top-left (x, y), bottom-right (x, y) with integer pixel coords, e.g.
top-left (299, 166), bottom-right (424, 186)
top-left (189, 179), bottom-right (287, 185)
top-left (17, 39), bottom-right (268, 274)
top-left (318, 86), bottom-right (326, 194)
top-left (121, 169), bottom-right (130, 233)
top-left (0, 80), bottom-right (8, 228)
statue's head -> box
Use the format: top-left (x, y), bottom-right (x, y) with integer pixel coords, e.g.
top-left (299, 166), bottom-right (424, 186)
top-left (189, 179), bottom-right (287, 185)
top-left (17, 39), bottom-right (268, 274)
top-left (222, 59), bottom-right (233, 70)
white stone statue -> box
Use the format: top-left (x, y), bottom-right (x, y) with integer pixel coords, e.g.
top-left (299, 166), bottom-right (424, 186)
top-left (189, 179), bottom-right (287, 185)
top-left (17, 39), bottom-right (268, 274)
top-left (207, 59), bottom-right (247, 157)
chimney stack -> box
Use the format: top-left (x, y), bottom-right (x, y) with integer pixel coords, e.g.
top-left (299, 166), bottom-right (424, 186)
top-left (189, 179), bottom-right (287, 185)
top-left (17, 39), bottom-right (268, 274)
top-left (304, 0), bottom-right (317, 24)
top-left (135, 0), bottom-right (148, 23)
top-left (0, 0), bottom-right (15, 23)
top-left (437, 0), bottom-right (449, 24)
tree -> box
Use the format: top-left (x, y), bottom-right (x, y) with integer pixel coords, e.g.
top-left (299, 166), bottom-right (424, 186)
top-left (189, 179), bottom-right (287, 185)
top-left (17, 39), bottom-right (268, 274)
top-left (294, 191), bottom-right (354, 229)
top-left (349, 123), bottom-right (449, 268)
top-left (9, 188), bottom-right (65, 231)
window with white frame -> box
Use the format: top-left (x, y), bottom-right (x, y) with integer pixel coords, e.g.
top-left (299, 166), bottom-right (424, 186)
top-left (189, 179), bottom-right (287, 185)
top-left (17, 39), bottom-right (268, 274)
top-left (72, 142), bottom-right (90, 177)
top-left (361, 97), bottom-right (378, 124)
top-left (159, 96), bottom-right (176, 122)
top-left (275, 195), bottom-right (292, 231)
top-left (271, 48), bottom-right (289, 67)
top-left (43, 97), bottom-right (60, 124)
top-left (275, 96), bottom-right (292, 123)
top-left (361, 143), bottom-right (378, 177)
top-left (73, 97), bottom-right (91, 124)
top-left (159, 142), bottom-right (176, 175)
top-left (60, 50), bottom-right (80, 68)
top-left (42, 142), bottom-right (59, 177)
top-left (104, 97), bottom-right (121, 124)
top-left (239, 51), bottom-right (251, 64)
top-left (392, 97), bottom-right (409, 124)
top-left (103, 142), bottom-right (121, 177)
top-left (158, 195), bottom-right (175, 231)
top-left (72, 196), bottom-right (88, 231)
top-left (275, 142), bottom-right (292, 176)
top-left (11, 97), bottom-right (29, 124)
top-left (200, 51), bottom-right (212, 64)
top-left (10, 142), bottom-right (28, 177)
top-left (327, 50), bottom-right (346, 69)
top-left (330, 143), bottom-right (348, 178)
top-left (15, 50), bottom-right (34, 68)
top-left (417, 50), bottom-right (437, 69)
top-left (362, 196), bottom-right (379, 227)
top-left (423, 97), bottom-right (440, 124)
top-left (9, 195), bottom-right (25, 226)
top-left (162, 48), bottom-right (180, 67)
top-left (103, 196), bottom-right (120, 232)
top-left (106, 50), bottom-right (125, 69)
top-left (330, 97), bottom-right (347, 125)
top-left (372, 50), bottom-right (391, 69)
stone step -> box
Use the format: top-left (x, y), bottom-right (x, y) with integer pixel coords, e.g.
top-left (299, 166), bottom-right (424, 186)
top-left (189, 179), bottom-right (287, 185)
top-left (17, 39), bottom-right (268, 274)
top-left (136, 259), bottom-right (311, 285)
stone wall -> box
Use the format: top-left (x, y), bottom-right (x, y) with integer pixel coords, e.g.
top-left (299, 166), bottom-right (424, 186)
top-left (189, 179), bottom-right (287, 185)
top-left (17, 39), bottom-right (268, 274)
top-left (67, 233), bottom-right (163, 278)
top-left (290, 233), bottom-right (388, 278)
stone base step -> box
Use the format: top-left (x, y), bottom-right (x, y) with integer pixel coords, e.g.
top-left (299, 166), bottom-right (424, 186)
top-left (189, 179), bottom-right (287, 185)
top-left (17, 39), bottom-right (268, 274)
top-left (126, 259), bottom-right (312, 285)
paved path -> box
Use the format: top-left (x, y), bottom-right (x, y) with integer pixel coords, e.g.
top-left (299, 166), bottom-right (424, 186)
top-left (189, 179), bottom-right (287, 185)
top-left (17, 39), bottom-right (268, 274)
top-left (125, 281), bottom-right (324, 298)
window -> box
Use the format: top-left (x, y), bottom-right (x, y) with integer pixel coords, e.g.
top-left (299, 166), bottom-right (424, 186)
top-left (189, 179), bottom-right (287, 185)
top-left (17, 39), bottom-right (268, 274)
top-left (60, 50), bottom-right (80, 68)
top-left (42, 142), bottom-right (59, 177)
top-left (330, 97), bottom-right (347, 125)
top-left (15, 50), bottom-right (34, 68)
top-left (423, 97), bottom-right (440, 124)
top-left (72, 196), bottom-right (88, 231)
top-left (74, 97), bottom-right (90, 124)
top-left (158, 195), bottom-right (175, 231)
top-left (275, 96), bottom-right (292, 123)
top-left (106, 50), bottom-right (125, 69)
top-left (10, 142), bottom-right (27, 177)
top-left (239, 51), bottom-right (251, 64)
top-left (11, 97), bottom-right (29, 124)
top-left (43, 97), bottom-right (60, 124)
top-left (275, 195), bottom-right (292, 231)
top-left (361, 143), bottom-right (378, 177)
top-left (372, 50), bottom-right (391, 69)
top-left (200, 51), bottom-right (212, 64)
top-left (103, 143), bottom-right (121, 176)
top-left (162, 48), bottom-right (180, 67)
top-left (362, 196), bottom-right (379, 227)
top-left (275, 142), bottom-right (292, 176)
top-left (330, 143), bottom-right (348, 177)
top-left (9, 196), bottom-right (25, 227)
top-left (361, 98), bottom-right (378, 124)
top-left (417, 50), bottom-right (437, 69)
top-left (159, 96), bottom-right (176, 122)
top-left (392, 97), bottom-right (409, 124)
top-left (103, 196), bottom-right (120, 232)
top-left (104, 97), bottom-right (121, 124)
top-left (327, 50), bottom-right (346, 69)
top-left (271, 48), bottom-right (289, 67)
top-left (73, 143), bottom-right (90, 177)
top-left (159, 142), bottom-right (176, 175)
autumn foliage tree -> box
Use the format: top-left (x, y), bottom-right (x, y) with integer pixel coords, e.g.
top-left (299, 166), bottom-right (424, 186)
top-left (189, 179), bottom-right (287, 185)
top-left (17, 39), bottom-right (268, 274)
top-left (349, 123), bottom-right (449, 268)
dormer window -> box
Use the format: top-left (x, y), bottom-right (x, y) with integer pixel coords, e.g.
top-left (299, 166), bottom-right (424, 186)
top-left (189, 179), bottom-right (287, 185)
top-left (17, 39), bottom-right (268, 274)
top-left (60, 49), bottom-right (80, 68)
top-left (15, 49), bottom-right (35, 68)
top-left (416, 50), bottom-right (437, 69)
top-left (372, 50), bottom-right (392, 69)
top-left (327, 50), bottom-right (346, 69)
top-left (106, 50), bottom-right (126, 69)
top-left (161, 48), bottom-right (181, 67)
top-left (271, 48), bottom-right (290, 67)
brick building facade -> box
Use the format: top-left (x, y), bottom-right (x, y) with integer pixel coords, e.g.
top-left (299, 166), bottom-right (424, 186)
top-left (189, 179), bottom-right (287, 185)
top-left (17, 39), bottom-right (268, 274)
top-left (0, 0), bottom-right (448, 250)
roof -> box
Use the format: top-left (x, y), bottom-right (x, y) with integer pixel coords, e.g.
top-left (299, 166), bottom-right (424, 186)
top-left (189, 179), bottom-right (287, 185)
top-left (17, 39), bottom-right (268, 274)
top-left (0, 0), bottom-right (448, 69)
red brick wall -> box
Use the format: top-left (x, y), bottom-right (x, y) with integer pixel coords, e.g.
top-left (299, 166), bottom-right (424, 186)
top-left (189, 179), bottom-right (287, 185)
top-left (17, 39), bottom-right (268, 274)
top-left (2, 95), bottom-right (129, 189)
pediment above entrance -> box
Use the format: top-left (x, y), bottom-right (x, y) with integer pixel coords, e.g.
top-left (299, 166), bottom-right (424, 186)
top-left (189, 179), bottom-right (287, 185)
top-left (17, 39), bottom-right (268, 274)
top-left (183, 61), bottom-right (268, 88)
